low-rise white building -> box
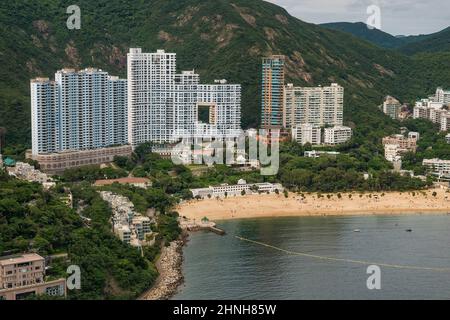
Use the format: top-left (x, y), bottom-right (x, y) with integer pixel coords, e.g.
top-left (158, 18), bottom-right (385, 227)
top-left (304, 150), bottom-right (340, 158)
top-left (446, 134), bottom-right (450, 144)
top-left (408, 131), bottom-right (420, 141)
top-left (423, 158), bottom-right (450, 178)
top-left (324, 126), bottom-right (352, 145)
top-left (191, 179), bottom-right (284, 198)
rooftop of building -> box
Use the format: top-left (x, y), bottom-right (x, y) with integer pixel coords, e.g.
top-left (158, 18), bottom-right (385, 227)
top-left (285, 83), bottom-right (342, 89)
top-left (423, 158), bottom-right (450, 163)
top-left (30, 77), bottom-right (51, 83)
top-left (0, 253), bottom-right (44, 266)
top-left (3, 157), bottom-right (16, 167)
top-left (384, 95), bottom-right (400, 104)
top-left (129, 48), bottom-right (175, 55)
top-left (325, 125), bottom-right (352, 130)
top-left (57, 67), bottom-right (107, 74)
top-left (263, 55), bottom-right (285, 60)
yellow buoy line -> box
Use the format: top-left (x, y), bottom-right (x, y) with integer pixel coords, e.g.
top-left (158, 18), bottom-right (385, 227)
top-left (235, 235), bottom-right (450, 273)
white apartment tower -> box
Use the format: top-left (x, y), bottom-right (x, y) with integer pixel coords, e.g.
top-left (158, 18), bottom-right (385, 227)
top-left (283, 83), bottom-right (344, 128)
top-left (127, 48), bottom-right (241, 145)
top-left (31, 78), bottom-right (59, 156)
top-left (31, 69), bottom-right (128, 155)
top-left (291, 124), bottom-right (322, 145)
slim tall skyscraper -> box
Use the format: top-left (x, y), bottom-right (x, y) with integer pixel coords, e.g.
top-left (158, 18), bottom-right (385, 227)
top-left (31, 78), bottom-right (60, 155)
top-left (31, 68), bottom-right (128, 156)
top-left (261, 55), bottom-right (285, 129)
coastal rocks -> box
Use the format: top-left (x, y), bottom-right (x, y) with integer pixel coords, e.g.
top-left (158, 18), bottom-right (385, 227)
top-left (142, 240), bottom-right (184, 300)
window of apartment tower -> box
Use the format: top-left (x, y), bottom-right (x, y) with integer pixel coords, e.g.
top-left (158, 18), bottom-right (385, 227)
top-left (45, 285), bottom-right (63, 296)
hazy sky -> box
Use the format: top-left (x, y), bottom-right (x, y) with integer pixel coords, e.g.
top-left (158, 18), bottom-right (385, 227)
top-left (266, 0), bottom-right (450, 35)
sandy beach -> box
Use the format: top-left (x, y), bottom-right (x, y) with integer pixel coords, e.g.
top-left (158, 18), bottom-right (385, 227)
top-left (177, 188), bottom-right (450, 221)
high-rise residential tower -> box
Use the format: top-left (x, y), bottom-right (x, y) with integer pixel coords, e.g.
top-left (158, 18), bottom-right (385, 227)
top-left (127, 48), bottom-right (241, 145)
top-left (261, 55), bottom-right (285, 129)
top-left (31, 78), bottom-right (60, 155)
top-left (31, 68), bottom-right (129, 156)
top-left (283, 83), bottom-right (344, 128)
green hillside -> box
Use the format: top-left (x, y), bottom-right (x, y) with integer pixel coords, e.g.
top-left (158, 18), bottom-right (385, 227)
top-left (1, 0), bottom-right (450, 148)
top-left (399, 27), bottom-right (450, 55)
top-left (320, 22), bottom-right (405, 49)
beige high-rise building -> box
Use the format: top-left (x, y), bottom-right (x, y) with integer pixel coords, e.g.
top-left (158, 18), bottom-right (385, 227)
top-left (0, 253), bottom-right (66, 300)
top-left (283, 83), bottom-right (344, 128)
top-left (382, 134), bottom-right (417, 153)
top-left (382, 96), bottom-right (402, 120)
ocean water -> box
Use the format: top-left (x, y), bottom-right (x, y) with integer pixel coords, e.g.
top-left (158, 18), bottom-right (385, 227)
top-left (173, 215), bottom-right (450, 300)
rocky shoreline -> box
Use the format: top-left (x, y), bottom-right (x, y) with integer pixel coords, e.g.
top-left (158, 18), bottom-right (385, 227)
top-left (140, 220), bottom-right (222, 300)
top-left (140, 237), bottom-right (186, 300)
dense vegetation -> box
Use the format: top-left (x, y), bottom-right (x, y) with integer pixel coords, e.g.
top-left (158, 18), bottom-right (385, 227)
top-left (0, 170), bottom-right (81, 255)
top-left (103, 141), bottom-right (430, 195)
top-left (61, 165), bottom-right (128, 183)
top-left (277, 142), bottom-right (431, 192)
top-left (401, 119), bottom-right (450, 175)
top-left (399, 27), bottom-right (450, 55)
top-left (320, 22), bottom-right (408, 49)
top-left (321, 22), bottom-right (450, 55)
top-left (0, 165), bottom-right (181, 299)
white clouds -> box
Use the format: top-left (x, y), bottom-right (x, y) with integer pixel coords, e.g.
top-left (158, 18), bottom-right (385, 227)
top-left (265, 0), bottom-right (450, 35)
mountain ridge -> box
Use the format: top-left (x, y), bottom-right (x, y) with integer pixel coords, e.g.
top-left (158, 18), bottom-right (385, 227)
top-left (320, 22), bottom-right (405, 49)
top-left (321, 21), bottom-right (450, 54)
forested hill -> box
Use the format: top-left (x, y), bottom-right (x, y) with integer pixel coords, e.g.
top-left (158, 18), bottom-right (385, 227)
top-left (320, 22), bottom-right (405, 49)
top-left (1, 0), bottom-right (450, 147)
top-left (399, 27), bottom-right (450, 55)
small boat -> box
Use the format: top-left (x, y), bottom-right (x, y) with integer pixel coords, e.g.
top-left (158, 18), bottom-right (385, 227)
top-left (353, 229), bottom-right (361, 233)
top-left (405, 229), bottom-right (413, 232)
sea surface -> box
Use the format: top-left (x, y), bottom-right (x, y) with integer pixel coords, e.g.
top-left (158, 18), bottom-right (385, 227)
top-left (173, 215), bottom-right (450, 300)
